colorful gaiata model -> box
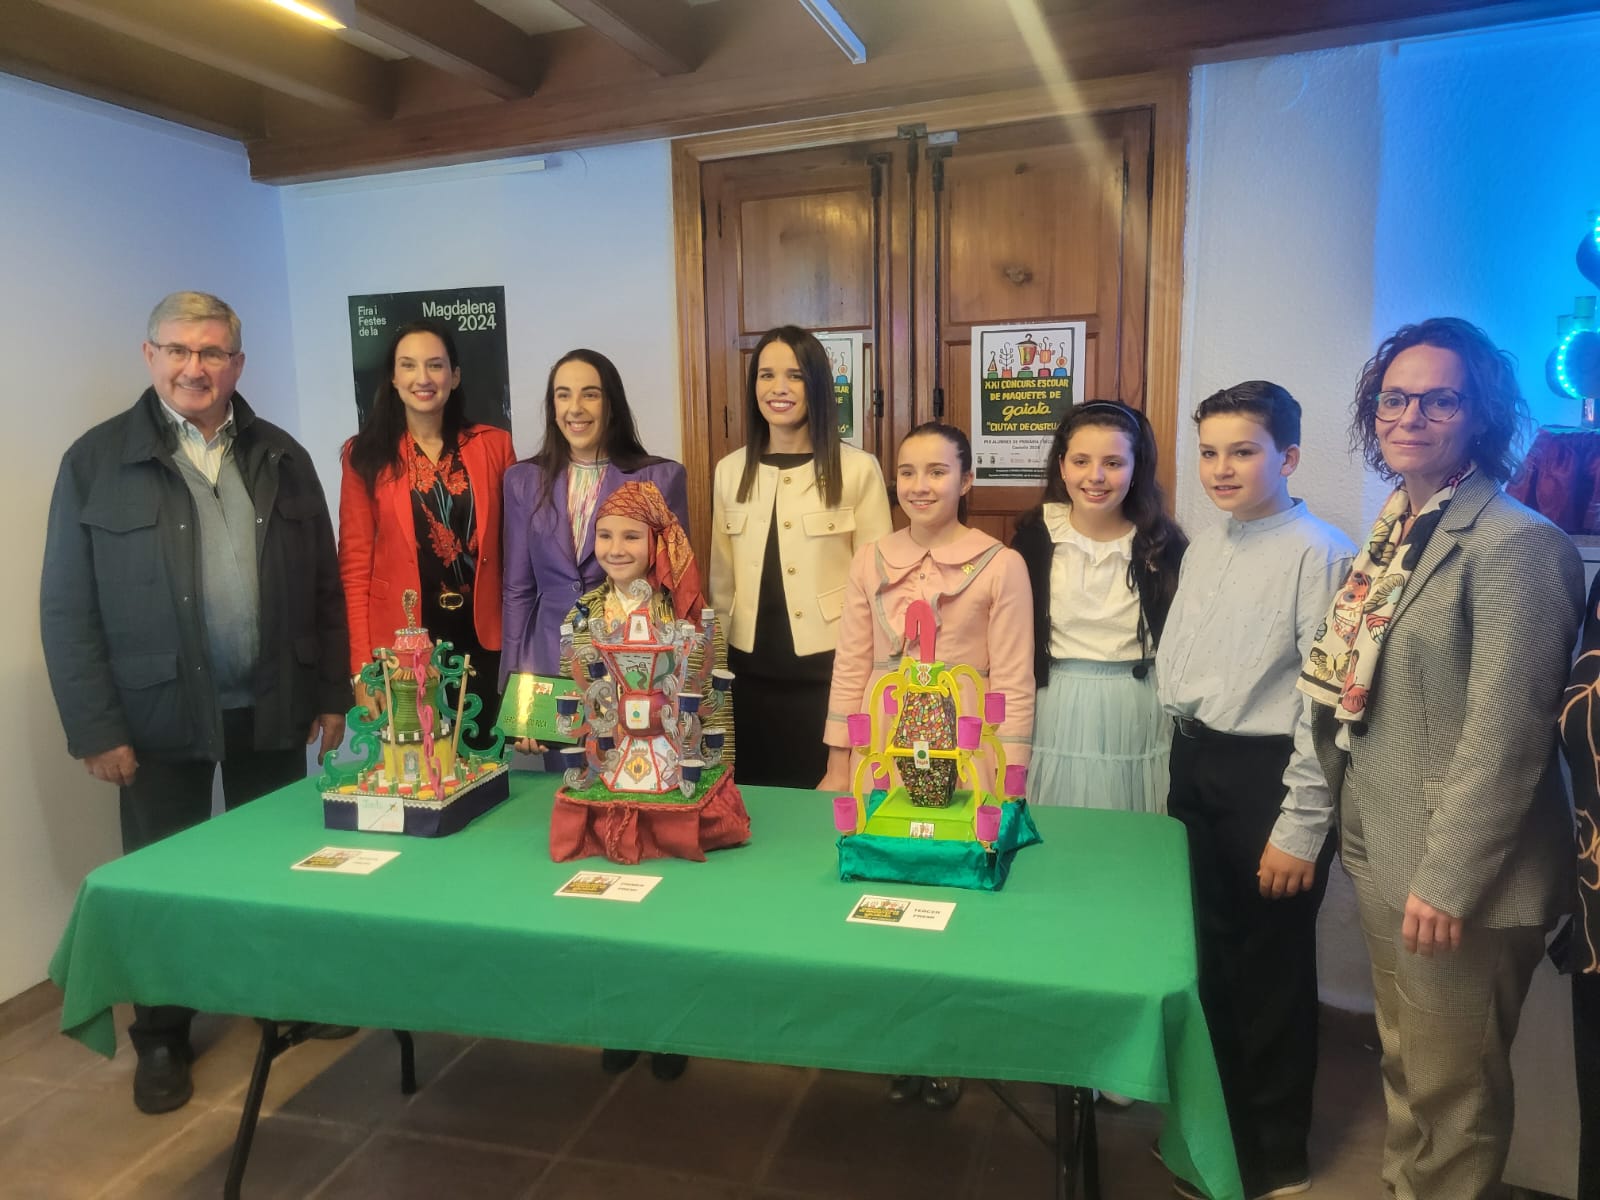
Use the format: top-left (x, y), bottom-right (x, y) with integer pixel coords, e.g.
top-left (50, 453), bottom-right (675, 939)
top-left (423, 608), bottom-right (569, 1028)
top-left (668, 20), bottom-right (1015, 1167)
top-left (550, 578), bottom-right (749, 864)
top-left (832, 600), bottom-right (1040, 891)
top-left (319, 590), bottom-right (511, 836)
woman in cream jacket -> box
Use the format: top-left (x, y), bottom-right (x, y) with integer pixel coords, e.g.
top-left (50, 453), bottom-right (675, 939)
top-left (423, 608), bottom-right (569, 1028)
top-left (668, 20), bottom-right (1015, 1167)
top-left (709, 326), bottom-right (890, 788)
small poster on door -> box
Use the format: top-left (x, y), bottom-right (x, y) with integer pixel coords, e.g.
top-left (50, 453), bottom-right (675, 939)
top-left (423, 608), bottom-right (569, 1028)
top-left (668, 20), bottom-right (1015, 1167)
top-left (816, 332), bottom-right (865, 448)
top-left (969, 322), bottom-right (1085, 484)
top-left (348, 286), bottom-right (512, 432)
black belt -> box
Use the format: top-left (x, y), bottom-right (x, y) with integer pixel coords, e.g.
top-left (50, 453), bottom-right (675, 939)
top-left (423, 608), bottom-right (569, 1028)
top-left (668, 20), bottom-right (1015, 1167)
top-left (1172, 716), bottom-right (1293, 749)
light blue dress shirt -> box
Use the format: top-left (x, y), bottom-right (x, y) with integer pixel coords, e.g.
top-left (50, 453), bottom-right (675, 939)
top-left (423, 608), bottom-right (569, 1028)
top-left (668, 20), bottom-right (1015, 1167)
top-left (1156, 500), bottom-right (1356, 859)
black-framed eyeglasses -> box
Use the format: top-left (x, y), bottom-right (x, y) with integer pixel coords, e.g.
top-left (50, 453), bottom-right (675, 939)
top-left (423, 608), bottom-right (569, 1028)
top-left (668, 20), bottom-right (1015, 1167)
top-left (152, 343), bottom-right (239, 369)
top-left (1374, 388), bottom-right (1465, 422)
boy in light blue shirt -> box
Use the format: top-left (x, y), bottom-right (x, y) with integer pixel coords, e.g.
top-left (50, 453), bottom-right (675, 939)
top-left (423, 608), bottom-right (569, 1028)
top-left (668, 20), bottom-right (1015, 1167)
top-left (1156, 381), bottom-right (1355, 1200)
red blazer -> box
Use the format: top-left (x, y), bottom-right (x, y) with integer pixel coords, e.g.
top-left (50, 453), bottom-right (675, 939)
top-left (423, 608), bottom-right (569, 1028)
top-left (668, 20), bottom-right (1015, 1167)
top-left (338, 425), bottom-right (516, 675)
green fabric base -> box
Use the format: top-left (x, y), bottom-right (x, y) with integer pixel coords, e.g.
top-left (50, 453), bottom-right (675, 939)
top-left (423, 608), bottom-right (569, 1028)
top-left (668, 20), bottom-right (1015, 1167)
top-left (838, 793), bottom-right (1042, 891)
top-left (565, 762), bottom-right (726, 806)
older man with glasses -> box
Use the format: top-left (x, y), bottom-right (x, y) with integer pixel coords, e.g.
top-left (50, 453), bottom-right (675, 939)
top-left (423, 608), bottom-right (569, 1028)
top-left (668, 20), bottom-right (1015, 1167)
top-left (40, 291), bottom-right (351, 1114)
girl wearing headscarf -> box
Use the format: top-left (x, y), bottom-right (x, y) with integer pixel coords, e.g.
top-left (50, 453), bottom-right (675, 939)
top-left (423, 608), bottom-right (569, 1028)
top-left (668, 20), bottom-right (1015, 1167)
top-left (558, 480), bottom-right (732, 1084)
top-left (560, 480), bottom-right (735, 777)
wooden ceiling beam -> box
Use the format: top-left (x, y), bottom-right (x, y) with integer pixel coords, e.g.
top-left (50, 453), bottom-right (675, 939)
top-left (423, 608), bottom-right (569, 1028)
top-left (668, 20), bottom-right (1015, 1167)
top-left (546, 0), bottom-right (701, 75)
top-left (29, 0), bottom-right (392, 118)
top-left (2, 0), bottom-right (266, 140)
top-left (236, 0), bottom-right (1600, 182)
top-left (340, 0), bottom-right (539, 99)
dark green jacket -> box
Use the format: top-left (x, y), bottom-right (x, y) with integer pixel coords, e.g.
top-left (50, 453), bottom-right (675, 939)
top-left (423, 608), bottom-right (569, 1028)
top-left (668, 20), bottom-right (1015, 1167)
top-left (41, 390), bottom-right (350, 761)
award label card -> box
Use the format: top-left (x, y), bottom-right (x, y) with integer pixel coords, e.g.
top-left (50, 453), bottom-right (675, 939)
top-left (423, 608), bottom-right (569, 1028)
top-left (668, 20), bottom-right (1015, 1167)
top-left (847, 894), bottom-right (956, 932)
top-left (292, 847), bottom-right (400, 875)
top-left (554, 871), bottom-right (662, 902)
top-left (356, 794), bottom-right (404, 832)
top-left (498, 673), bottom-right (580, 744)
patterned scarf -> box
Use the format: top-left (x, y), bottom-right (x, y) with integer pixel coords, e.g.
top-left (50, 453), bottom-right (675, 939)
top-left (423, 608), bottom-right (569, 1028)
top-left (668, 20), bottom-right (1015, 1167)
top-left (596, 481), bottom-right (708, 623)
top-left (1298, 467), bottom-right (1472, 721)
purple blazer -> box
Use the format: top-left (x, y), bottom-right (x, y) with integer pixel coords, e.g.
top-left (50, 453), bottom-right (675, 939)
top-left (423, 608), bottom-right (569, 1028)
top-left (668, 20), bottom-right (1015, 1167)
top-left (500, 456), bottom-right (690, 683)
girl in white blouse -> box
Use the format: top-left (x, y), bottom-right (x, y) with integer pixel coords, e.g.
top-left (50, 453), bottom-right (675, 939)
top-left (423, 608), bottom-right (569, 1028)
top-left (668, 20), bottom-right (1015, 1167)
top-left (1010, 402), bottom-right (1187, 812)
top-left (709, 326), bottom-right (891, 788)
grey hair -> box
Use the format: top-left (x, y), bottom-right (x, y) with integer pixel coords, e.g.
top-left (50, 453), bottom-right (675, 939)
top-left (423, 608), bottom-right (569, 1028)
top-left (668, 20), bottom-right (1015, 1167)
top-left (146, 291), bottom-right (242, 351)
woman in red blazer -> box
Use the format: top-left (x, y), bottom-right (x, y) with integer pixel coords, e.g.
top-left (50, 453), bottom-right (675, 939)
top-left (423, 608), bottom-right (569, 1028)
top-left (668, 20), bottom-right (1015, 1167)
top-left (339, 319), bottom-right (516, 739)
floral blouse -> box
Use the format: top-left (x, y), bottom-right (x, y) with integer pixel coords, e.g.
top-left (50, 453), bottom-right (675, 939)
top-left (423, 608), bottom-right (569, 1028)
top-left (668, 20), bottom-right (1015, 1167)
top-left (407, 436), bottom-right (479, 608)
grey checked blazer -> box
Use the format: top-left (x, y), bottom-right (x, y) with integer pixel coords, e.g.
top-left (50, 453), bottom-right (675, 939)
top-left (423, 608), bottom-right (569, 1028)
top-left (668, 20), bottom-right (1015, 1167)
top-left (1312, 470), bottom-right (1583, 926)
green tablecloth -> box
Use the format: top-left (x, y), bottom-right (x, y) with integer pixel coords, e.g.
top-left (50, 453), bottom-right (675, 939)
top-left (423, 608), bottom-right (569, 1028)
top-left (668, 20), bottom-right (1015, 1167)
top-left (50, 773), bottom-right (1242, 1199)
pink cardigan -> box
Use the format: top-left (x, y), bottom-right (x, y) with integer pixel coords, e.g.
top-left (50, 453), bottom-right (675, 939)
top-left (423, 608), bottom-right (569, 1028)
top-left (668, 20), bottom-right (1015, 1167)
top-left (825, 527), bottom-right (1035, 783)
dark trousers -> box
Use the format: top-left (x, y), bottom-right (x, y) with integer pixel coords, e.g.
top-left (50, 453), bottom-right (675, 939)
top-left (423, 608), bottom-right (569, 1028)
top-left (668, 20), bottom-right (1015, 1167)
top-left (1578, 970), bottom-right (1600, 1200)
top-left (730, 672), bottom-right (830, 790)
top-left (1167, 726), bottom-right (1333, 1195)
top-left (122, 708), bottom-right (306, 1054)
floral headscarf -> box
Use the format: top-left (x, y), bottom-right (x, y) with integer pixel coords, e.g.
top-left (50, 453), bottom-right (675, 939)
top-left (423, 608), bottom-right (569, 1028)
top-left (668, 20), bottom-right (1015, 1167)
top-left (595, 481), bottom-right (708, 623)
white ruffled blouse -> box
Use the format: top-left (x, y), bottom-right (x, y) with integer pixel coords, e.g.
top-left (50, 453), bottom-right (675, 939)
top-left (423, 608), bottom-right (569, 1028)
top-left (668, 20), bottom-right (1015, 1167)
top-left (1043, 502), bottom-right (1141, 662)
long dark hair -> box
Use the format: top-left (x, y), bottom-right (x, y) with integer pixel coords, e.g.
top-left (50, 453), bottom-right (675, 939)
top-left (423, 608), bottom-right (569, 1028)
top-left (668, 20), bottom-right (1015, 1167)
top-left (1026, 400), bottom-right (1185, 613)
top-left (736, 326), bottom-right (843, 508)
top-left (898, 421), bottom-right (973, 524)
top-left (531, 348), bottom-right (652, 508)
top-left (347, 319), bottom-right (467, 494)
top-left (1351, 317), bottom-right (1529, 484)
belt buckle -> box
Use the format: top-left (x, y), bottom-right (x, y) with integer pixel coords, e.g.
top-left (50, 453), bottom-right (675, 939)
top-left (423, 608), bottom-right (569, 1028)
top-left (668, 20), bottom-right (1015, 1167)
top-left (1175, 715), bottom-right (1202, 739)
top-left (438, 590), bottom-right (466, 611)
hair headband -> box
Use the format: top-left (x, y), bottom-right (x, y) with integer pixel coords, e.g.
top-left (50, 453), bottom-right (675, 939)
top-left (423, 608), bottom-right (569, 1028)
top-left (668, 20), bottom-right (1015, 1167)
top-left (1072, 401), bottom-right (1142, 434)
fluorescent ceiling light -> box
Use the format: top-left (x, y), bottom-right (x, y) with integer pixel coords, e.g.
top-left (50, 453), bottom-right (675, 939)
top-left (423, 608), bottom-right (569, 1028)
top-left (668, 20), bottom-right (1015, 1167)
top-left (796, 0), bottom-right (866, 64)
top-left (265, 0), bottom-right (346, 31)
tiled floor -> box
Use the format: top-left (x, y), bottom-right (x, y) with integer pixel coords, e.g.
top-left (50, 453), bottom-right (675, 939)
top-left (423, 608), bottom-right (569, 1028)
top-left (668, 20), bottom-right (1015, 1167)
top-left (0, 998), bottom-right (1552, 1199)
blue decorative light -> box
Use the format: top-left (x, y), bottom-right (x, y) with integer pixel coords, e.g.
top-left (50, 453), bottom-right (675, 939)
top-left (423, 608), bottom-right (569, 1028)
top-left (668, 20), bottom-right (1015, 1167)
top-left (1555, 328), bottom-right (1583, 400)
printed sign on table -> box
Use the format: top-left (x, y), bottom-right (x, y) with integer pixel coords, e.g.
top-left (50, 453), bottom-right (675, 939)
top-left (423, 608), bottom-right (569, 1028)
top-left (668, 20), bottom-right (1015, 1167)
top-left (970, 322), bottom-right (1086, 485)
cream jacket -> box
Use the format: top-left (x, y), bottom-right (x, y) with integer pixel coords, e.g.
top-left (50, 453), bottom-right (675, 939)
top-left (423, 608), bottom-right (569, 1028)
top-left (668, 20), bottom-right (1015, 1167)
top-left (709, 444), bottom-right (891, 658)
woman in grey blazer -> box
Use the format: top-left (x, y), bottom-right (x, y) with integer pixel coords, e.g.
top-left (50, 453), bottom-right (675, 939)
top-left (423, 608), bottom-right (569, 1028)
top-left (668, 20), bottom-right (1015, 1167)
top-left (1300, 318), bottom-right (1583, 1199)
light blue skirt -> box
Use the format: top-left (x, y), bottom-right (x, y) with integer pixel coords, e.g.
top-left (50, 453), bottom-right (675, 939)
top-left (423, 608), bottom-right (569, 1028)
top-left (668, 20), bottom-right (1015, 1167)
top-left (1029, 659), bottom-right (1170, 813)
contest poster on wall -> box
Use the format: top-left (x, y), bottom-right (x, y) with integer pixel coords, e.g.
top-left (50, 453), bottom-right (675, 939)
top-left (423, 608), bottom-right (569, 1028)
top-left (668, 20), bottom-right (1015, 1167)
top-left (815, 331), bottom-right (865, 448)
top-left (347, 287), bottom-right (512, 431)
top-left (969, 322), bottom-right (1086, 485)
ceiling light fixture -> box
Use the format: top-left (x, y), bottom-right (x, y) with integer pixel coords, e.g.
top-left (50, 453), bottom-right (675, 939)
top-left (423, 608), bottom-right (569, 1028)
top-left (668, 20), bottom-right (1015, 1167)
top-left (796, 0), bottom-right (866, 64)
top-left (265, 0), bottom-right (346, 31)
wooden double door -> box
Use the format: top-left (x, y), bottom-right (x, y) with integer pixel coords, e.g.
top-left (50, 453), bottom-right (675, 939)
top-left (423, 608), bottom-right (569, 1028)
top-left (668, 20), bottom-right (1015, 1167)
top-left (699, 107), bottom-right (1153, 542)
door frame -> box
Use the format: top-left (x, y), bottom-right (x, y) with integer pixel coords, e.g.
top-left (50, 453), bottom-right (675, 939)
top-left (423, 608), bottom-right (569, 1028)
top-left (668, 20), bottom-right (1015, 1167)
top-left (671, 70), bottom-right (1190, 550)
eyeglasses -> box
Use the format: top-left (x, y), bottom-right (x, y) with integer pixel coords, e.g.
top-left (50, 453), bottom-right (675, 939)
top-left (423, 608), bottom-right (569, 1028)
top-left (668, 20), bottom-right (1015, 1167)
top-left (152, 343), bottom-right (239, 369)
top-left (1374, 388), bottom-right (1465, 422)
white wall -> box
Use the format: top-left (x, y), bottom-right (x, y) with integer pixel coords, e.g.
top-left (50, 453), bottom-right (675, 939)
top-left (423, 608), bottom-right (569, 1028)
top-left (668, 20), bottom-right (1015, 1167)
top-left (277, 144), bottom-right (683, 501)
top-left (1375, 19), bottom-right (1600, 433)
top-left (0, 77), bottom-right (296, 1002)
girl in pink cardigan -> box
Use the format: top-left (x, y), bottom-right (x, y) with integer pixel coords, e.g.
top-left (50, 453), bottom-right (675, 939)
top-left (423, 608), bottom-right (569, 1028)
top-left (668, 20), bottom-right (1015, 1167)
top-left (819, 421), bottom-right (1036, 1109)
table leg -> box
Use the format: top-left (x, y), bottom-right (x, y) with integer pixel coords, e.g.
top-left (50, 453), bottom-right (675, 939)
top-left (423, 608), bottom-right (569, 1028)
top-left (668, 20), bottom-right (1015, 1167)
top-left (224, 1020), bottom-right (287, 1200)
top-left (393, 1030), bottom-right (416, 1094)
top-left (1076, 1089), bottom-right (1100, 1200)
top-left (1047, 1086), bottom-right (1102, 1200)
top-left (1055, 1085), bottom-right (1076, 1200)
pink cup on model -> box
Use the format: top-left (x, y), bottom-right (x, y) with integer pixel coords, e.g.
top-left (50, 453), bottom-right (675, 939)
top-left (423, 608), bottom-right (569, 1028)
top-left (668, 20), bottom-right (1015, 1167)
top-left (846, 713), bottom-right (871, 747)
top-left (1004, 763), bottom-right (1027, 798)
top-left (833, 795), bottom-right (858, 834)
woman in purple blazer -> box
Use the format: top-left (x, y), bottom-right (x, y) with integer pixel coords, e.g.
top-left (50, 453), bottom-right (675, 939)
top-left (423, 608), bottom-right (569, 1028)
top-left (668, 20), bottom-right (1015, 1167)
top-left (501, 349), bottom-right (689, 697)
